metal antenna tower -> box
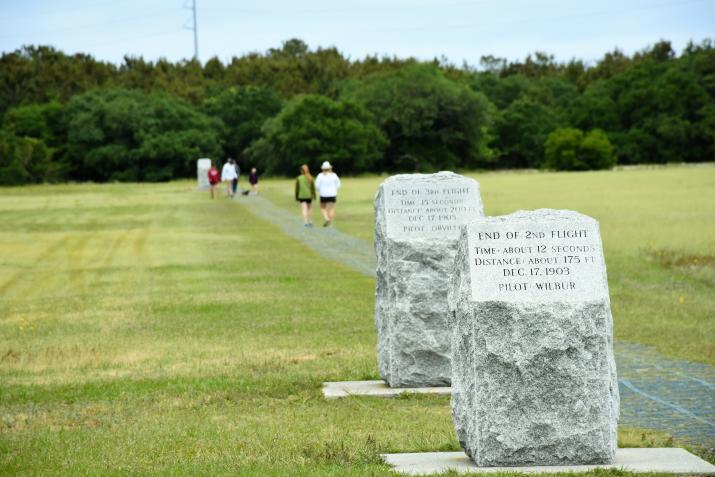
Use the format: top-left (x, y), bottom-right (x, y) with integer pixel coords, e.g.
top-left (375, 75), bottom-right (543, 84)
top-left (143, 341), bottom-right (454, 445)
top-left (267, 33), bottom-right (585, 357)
top-left (183, 0), bottom-right (198, 60)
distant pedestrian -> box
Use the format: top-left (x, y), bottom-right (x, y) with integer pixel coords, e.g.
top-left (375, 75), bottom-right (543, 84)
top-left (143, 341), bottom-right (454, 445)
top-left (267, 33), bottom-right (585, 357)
top-left (207, 162), bottom-right (220, 199)
top-left (232, 159), bottom-right (241, 196)
top-left (315, 161), bottom-right (340, 227)
top-left (221, 159), bottom-right (238, 198)
top-left (249, 167), bottom-right (259, 195)
top-left (295, 164), bottom-right (316, 226)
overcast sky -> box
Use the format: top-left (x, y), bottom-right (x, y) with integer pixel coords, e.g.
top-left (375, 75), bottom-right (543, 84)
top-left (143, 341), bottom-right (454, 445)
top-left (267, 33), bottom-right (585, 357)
top-left (1, 0), bottom-right (713, 66)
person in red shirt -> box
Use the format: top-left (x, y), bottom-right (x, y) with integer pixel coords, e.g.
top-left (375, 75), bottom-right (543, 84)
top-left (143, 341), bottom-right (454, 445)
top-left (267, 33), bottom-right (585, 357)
top-left (208, 162), bottom-right (220, 199)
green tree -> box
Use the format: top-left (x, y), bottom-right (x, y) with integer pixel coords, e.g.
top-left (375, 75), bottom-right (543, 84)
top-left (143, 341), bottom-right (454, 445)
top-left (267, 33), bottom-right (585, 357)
top-left (544, 128), bottom-right (615, 170)
top-left (695, 103), bottom-right (715, 159)
top-left (0, 131), bottom-right (52, 185)
top-left (347, 63), bottom-right (492, 171)
top-left (2, 101), bottom-right (69, 180)
top-left (225, 40), bottom-right (351, 98)
top-left (580, 129), bottom-right (616, 169)
top-left (492, 98), bottom-right (560, 168)
top-left (202, 86), bottom-right (282, 160)
top-left (581, 48), bottom-right (632, 84)
top-left (525, 76), bottom-right (579, 110)
top-left (506, 51), bottom-right (560, 77)
top-left (3, 101), bottom-right (63, 141)
top-left (246, 95), bottom-right (386, 175)
top-left (469, 73), bottom-right (530, 109)
top-left (64, 89), bottom-right (222, 182)
top-left (569, 82), bottom-right (620, 132)
top-left (0, 46), bottom-right (116, 116)
top-left (117, 57), bottom-right (206, 104)
top-left (1, 38), bottom-right (714, 177)
top-left (544, 128), bottom-right (583, 170)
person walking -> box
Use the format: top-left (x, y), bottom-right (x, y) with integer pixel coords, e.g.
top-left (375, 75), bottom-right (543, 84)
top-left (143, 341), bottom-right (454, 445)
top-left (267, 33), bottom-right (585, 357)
top-left (294, 164), bottom-right (316, 226)
top-left (221, 158), bottom-right (238, 198)
top-left (315, 161), bottom-right (341, 227)
top-left (208, 161), bottom-right (220, 199)
top-left (248, 168), bottom-right (259, 195)
top-left (232, 159), bottom-right (241, 196)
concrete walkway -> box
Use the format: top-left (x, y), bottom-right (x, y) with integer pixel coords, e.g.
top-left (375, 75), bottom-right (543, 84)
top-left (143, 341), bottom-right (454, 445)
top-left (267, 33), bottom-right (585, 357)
top-left (382, 449), bottom-right (715, 475)
top-left (235, 194), bottom-right (715, 449)
top-left (236, 194), bottom-right (376, 277)
top-left (617, 342), bottom-right (715, 448)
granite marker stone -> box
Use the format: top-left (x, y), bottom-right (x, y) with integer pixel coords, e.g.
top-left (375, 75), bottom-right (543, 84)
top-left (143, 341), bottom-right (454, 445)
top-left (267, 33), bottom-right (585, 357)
top-left (374, 172), bottom-right (483, 387)
top-left (197, 158), bottom-right (211, 190)
top-left (450, 209), bottom-right (619, 465)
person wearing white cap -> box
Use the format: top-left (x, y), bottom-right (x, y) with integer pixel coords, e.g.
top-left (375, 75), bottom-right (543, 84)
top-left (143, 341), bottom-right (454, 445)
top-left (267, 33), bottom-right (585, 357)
top-left (315, 161), bottom-right (341, 227)
top-left (221, 158), bottom-right (238, 198)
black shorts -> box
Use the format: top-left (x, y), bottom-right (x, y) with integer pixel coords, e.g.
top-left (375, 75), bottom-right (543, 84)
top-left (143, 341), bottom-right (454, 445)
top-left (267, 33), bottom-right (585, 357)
top-left (298, 199), bottom-right (312, 204)
top-left (320, 196), bottom-right (336, 204)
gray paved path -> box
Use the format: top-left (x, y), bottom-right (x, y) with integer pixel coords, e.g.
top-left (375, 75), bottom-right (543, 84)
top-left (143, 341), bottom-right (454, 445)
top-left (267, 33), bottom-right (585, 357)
top-left (236, 194), bottom-right (715, 449)
top-left (237, 194), bottom-right (376, 277)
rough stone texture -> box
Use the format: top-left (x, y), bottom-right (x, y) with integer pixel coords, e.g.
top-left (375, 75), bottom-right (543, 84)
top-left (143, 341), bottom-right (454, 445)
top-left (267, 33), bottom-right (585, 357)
top-left (450, 209), bottom-right (619, 466)
top-left (375, 172), bottom-right (483, 387)
top-left (197, 158), bottom-right (211, 190)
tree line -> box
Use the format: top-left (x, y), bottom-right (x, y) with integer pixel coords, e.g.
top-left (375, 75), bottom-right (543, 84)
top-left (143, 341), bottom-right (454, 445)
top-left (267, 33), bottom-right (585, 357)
top-left (0, 38), bottom-right (713, 185)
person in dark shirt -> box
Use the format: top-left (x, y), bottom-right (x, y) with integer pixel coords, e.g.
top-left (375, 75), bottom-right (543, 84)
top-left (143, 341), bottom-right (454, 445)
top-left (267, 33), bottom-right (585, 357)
top-left (249, 168), bottom-right (259, 195)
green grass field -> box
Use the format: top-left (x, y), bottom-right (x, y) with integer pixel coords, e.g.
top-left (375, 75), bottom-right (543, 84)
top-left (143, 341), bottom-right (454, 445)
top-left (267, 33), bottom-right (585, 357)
top-left (1, 165), bottom-right (713, 475)
top-left (260, 165), bottom-right (715, 365)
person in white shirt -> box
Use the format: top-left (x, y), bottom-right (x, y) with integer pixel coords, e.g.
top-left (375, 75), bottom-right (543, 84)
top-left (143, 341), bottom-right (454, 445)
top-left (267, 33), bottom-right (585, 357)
top-left (314, 161), bottom-right (341, 227)
top-left (221, 159), bottom-right (238, 198)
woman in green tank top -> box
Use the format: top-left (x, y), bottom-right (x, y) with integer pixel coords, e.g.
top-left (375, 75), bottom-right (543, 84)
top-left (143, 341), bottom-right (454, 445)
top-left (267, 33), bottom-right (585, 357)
top-left (295, 164), bottom-right (316, 226)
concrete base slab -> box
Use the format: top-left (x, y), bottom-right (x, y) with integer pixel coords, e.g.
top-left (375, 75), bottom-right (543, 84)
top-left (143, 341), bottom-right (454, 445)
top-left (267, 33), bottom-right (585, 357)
top-left (322, 380), bottom-right (451, 399)
top-left (382, 448), bottom-right (715, 475)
